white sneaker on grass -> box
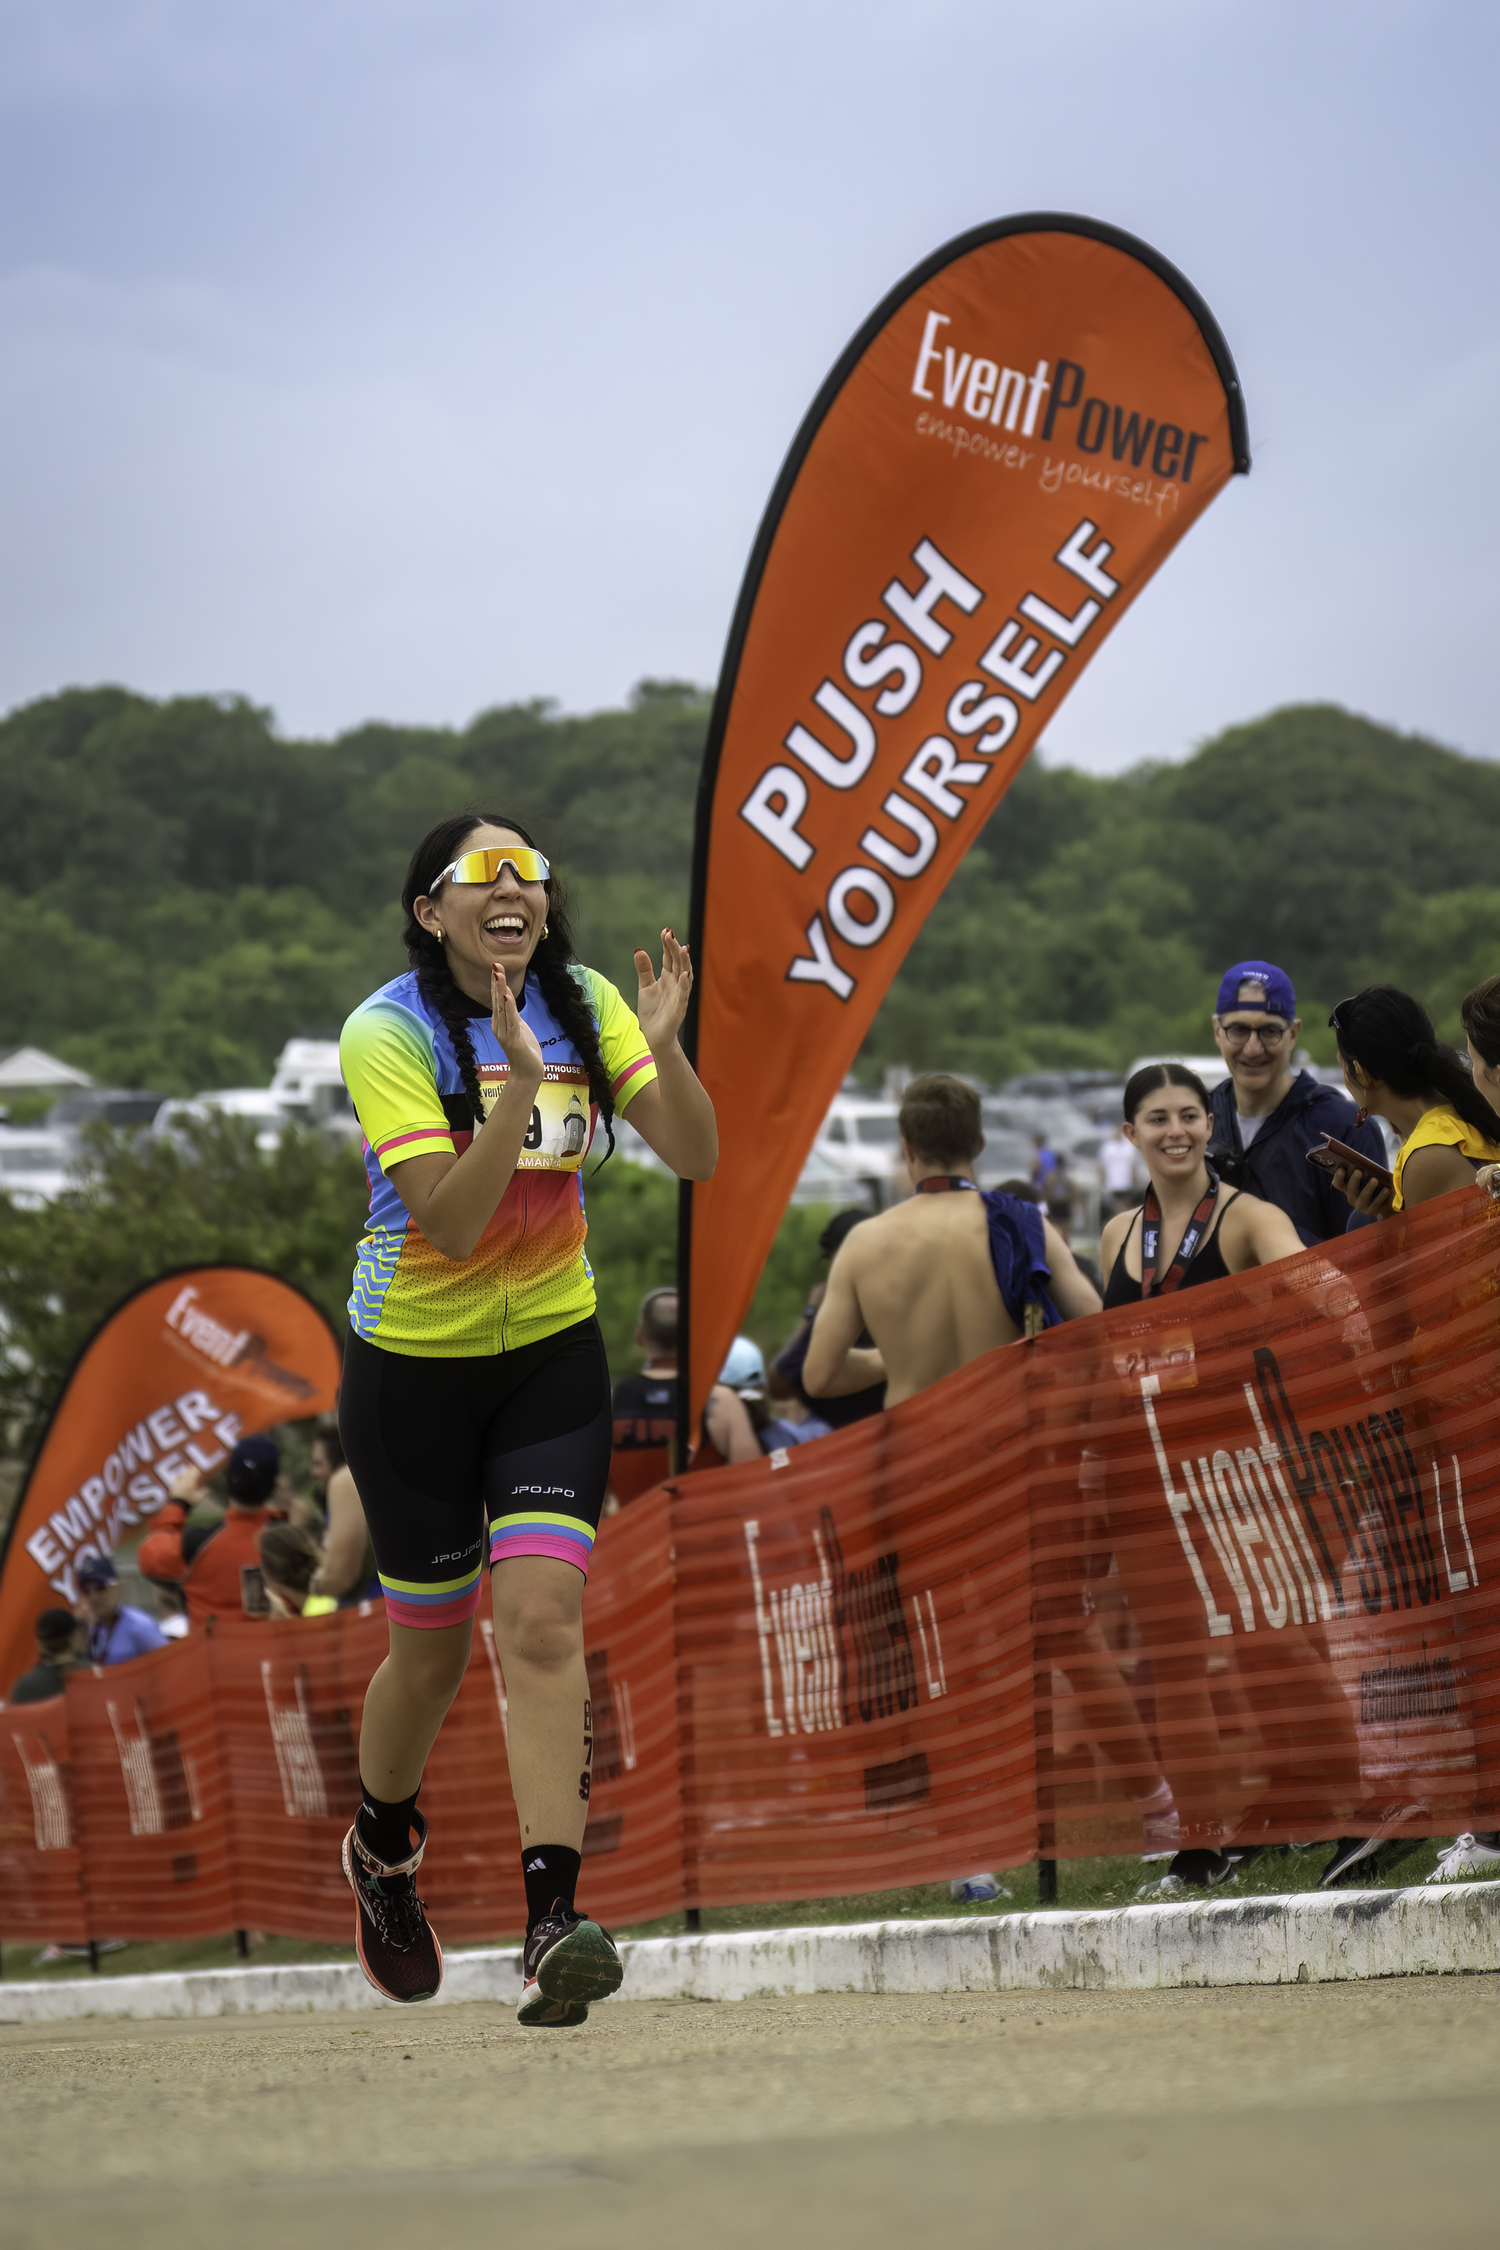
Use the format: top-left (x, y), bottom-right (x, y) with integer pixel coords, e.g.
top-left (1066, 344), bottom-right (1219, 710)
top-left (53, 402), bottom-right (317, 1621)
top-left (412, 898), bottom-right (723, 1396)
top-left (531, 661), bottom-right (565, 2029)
top-left (1426, 1833), bottom-right (1500, 1883)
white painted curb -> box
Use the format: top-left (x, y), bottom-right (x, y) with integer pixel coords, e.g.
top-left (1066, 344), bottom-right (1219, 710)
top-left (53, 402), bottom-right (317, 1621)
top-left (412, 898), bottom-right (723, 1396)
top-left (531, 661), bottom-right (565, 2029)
top-left (1, 1882), bottom-right (1495, 2025)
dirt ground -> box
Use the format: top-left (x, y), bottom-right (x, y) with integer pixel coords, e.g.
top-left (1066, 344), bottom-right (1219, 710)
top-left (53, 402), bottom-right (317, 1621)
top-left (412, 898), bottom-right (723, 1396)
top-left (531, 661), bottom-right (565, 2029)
top-left (2, 1974), bottom-right (1497, 2247)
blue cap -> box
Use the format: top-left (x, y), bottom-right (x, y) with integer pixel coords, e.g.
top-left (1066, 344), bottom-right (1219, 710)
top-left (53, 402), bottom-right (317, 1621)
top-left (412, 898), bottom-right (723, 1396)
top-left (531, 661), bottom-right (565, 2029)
top-left (1215, 961), bottom-right (1297, 1021)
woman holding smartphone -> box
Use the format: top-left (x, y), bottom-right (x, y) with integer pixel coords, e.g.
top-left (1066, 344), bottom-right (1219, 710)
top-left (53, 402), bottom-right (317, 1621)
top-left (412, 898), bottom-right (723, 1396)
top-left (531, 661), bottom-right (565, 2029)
top-left (1100, 1063), bottom-right (1303, 1303)
top-left (1327, 986), bottom-right (1500, 1218)
top-left (336, 812), bottom-right (716, 2025)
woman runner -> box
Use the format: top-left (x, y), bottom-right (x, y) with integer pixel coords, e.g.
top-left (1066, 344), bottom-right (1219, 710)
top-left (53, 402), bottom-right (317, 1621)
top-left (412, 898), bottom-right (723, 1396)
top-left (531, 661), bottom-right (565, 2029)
top-left (1100, 1063), bottom-right (1302, 1304)
top-left (337, 813), bottom-right (716, 2024)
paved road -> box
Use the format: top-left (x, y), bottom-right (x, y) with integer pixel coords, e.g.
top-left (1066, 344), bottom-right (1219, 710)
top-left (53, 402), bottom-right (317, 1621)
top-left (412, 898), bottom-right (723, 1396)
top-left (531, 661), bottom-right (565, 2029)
top-left (3, 1975), bottom-right (1497, 2246)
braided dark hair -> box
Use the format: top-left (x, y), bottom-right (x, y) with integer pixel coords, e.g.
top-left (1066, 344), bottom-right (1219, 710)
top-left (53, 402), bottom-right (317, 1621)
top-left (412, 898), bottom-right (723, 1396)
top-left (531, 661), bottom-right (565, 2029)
top-left (1332, 985), bottom-right (1500, 1145)
top-left (401, 812), bottom-right (616, 1163)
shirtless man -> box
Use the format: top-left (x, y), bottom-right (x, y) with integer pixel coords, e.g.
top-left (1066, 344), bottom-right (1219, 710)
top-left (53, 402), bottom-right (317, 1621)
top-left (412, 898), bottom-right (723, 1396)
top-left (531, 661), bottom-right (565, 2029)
top-left (804, 1074), bottom-right (1101, 1407)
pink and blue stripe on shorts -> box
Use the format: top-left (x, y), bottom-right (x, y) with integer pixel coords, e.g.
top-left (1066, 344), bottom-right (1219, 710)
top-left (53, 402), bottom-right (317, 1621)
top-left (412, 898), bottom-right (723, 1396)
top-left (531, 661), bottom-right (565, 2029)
top-left (378, 1559), bottom-right (485, 1630)
top-left (489, 1509), bottom-right (596, 1577)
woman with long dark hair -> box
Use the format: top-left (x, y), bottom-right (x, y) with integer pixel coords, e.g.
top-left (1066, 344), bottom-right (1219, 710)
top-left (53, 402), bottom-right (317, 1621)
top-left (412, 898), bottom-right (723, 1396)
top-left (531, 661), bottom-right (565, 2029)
top-left (1328, 985), bottom-right (1500, 1217)
top-left (1100, 1063), bottom-right (1303, 1304)
top-left (336, 812), bottom-right (716, 2024)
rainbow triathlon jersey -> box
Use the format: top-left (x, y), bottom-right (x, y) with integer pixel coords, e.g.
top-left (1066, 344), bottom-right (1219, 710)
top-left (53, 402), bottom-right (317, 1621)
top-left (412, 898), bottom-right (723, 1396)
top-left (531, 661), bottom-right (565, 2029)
top-left (340, 965), bottom-right (656, 1355)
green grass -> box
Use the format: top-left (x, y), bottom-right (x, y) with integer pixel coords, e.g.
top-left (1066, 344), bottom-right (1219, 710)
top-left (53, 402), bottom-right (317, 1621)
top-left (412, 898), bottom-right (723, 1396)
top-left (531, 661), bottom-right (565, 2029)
top-left (1, 1932), bottom-right (356, 1983)
top-left (614, 1836), bottom-right (1461, 1941)
top-left (5, 1838), bottom-right (1471, 1979)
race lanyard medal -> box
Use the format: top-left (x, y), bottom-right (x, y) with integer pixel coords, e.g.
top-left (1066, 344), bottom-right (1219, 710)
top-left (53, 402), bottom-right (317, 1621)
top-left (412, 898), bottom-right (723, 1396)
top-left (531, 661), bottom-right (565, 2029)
top-left (1140, 1170), bottom-right (1219, 1298)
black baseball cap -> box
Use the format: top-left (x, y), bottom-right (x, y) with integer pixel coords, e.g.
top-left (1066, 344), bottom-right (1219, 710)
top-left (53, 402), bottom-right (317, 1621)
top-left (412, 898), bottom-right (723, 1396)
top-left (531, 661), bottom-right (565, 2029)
top-left (226, 1433), bottom-right (280, 1501)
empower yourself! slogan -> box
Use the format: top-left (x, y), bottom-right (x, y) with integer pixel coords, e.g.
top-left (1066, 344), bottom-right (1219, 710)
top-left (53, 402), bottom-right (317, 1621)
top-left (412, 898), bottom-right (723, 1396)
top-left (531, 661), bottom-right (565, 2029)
top-left (683, 216), bottom-right (1248, 1429)
top-left (0, 1269), bottom-right (341, 1695)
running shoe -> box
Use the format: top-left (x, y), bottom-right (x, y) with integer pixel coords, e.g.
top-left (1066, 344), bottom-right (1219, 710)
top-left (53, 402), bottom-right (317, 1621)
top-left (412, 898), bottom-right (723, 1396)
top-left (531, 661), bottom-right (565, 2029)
top-left (1425, 1832), bottom-right (1500, 1883)
top-left (517, 1901), bottom-right (623, 2028)
top-left (1319, 1831), bottom-right (1425, 1888)
top-left (1167, 1846), bottom-right (1239, 1888)
top-left (342, 1810), bottom-right (444, 2003)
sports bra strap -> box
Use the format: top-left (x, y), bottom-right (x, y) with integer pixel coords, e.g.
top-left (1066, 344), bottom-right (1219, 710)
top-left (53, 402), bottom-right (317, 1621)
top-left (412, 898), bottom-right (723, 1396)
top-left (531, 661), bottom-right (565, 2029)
top-left (1120, 1183), bottom-right (1241, 1275)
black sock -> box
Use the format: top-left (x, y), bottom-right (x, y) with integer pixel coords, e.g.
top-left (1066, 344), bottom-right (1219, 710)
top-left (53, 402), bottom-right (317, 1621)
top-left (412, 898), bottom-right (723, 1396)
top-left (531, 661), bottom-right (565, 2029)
top-left (522, 1843), bottom-right (581, 1932)
top-left (357, 1780), bottom-right (420, 1869)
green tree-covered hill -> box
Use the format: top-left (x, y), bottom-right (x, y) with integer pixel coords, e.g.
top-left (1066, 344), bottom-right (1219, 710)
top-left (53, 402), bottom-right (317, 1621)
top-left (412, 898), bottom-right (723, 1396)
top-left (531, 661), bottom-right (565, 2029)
top-left (1, 685), bottom-right (1495, 1094)
top-left (2, 686), bottom-right (1497, 1444)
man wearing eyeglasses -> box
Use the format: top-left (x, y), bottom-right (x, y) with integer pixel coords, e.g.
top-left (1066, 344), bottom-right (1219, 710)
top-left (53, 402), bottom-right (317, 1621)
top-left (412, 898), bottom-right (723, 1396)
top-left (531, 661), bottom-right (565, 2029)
top-left (1206, 960), bottom-right (1387, 1245)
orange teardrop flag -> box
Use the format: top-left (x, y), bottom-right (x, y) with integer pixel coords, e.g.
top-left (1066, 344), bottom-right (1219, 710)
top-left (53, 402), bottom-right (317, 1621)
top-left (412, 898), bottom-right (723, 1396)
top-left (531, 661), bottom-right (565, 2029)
top-left (0, 1267), bottom-right (341, 1696)
top-left (681, 214), bottom-right (1249, 1431)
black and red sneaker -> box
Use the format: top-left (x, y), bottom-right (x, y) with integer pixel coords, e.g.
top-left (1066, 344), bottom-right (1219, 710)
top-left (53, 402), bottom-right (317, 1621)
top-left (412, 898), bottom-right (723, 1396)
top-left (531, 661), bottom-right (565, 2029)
top-left (342, 1810), bottom-right (444, 2003)
top-left (517, 1901), bottom-right (623, 2028)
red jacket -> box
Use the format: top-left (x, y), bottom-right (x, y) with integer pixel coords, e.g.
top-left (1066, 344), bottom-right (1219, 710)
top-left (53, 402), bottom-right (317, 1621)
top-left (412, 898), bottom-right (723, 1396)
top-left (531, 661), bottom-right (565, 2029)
top-left (139, 1503), bottom-right (285, 1629)
top-left (183, 1506), bottom-right (285, 1625)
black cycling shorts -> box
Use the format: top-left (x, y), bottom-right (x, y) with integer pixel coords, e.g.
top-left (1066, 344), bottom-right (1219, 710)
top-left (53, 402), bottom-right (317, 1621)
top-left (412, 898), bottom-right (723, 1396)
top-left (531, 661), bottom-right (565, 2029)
top-left (339, 1316), bottom-right (611, 1631)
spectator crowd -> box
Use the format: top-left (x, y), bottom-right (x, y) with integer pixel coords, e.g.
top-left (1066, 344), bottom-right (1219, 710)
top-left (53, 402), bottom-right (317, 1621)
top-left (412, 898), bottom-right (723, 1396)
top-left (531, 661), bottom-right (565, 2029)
top-left (9, 957), bottom-right (1500, 1918)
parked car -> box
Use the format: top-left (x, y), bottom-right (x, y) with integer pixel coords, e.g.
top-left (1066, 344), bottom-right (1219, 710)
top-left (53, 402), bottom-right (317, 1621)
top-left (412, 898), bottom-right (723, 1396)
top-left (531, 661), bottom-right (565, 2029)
top-left (153, 1089), bottom-right (295, 1153)
top-left (981, 1097), bottom-right (1105, 1239)
top-left (47, 1086), bottom-right (168, 1134)
top-left (0, 1128), bottom-right (78, 1207)
top-left (811, 1093), bottom-right (908, 1203)
top-left (974, 1119), bottom-right (1036, 1187)
top-left (269, 1038), bottom-right (362, 1139)
top-left (789, 1141), bottom-right (874, 1211)
top-left (998, 1070), bottom-right (1125, 1121)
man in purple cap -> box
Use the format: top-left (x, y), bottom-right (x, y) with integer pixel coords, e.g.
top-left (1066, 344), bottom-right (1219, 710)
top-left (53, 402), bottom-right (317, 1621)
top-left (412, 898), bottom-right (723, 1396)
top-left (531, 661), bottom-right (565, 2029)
top-left (76, 1554), bottom-right (168, 1665)
top-left (1206, 959), bottom-right (1387, 1245)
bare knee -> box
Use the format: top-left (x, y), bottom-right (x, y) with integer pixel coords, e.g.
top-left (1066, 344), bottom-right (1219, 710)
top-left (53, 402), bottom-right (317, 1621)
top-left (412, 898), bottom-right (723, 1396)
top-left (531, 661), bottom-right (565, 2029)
top-left (492, 1563), bottom-right (583, 1674)
top-left (386, 1621), bottom-right (472, 1706)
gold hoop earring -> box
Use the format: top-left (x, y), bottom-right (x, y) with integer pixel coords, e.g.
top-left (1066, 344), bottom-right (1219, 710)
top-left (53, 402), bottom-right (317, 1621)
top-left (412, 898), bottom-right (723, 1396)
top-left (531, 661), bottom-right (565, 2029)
top-left (543, 923), bottom-right (550, 938)
top-left (434, 926), bottom-right (444, 944)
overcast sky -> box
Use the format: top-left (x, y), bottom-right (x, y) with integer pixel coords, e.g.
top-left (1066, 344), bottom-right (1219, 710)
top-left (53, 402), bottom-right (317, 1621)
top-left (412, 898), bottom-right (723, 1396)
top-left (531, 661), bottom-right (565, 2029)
top-left (1, 0), bottom-right (1495, 771)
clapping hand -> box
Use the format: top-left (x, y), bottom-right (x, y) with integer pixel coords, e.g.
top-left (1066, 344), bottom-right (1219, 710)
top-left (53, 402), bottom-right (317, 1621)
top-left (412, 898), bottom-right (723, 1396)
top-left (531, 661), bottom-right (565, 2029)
top-left (635, 929), bottom-right (693, 1055)
top-left (491, 963), bottom-right (545, 1086)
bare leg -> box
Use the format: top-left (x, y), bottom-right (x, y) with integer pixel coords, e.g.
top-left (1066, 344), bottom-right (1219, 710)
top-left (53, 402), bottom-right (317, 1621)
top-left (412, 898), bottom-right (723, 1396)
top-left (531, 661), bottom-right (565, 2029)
top-left (357, 1619), bottom-right (474, 1802)
top-left (490, 1556), bottom-right (590, 1848)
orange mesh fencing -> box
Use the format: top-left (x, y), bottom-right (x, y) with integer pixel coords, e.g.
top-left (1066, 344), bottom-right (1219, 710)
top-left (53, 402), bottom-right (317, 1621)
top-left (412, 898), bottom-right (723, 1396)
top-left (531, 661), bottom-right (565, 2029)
top-left (3, 1192), bottom-right (1498, 1945)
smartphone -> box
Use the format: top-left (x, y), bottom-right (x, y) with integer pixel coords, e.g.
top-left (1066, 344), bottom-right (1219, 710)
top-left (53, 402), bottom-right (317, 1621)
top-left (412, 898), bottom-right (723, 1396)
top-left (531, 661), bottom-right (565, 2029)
top-left (240, 1564), bottom-right (271, 1617)
top-left (1305, 1134), bottom-right (1395, 1194)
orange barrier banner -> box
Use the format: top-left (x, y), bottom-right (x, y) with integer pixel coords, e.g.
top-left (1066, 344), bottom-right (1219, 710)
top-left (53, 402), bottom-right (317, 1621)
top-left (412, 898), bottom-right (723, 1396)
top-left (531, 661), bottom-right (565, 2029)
top-left (0, 1267), bottom-right (343, 1696)
top-left (3, 1196), bottom-right (1498, 1947)
top-left (0, 1697), bottom-right (88, 1945)
top-left (682, 214), bottom-right (1250, 1429)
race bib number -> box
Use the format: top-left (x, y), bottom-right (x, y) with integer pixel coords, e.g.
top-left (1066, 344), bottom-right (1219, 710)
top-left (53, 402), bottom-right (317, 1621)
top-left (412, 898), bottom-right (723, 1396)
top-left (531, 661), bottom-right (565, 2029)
top-left (478, 1063), bottom-right (593, 1171)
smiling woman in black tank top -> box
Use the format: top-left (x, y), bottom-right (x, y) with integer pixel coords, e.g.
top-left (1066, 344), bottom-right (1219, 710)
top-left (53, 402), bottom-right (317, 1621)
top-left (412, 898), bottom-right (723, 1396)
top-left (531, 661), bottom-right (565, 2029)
top-left (1100, 1064), bottom-right (1304, 1305)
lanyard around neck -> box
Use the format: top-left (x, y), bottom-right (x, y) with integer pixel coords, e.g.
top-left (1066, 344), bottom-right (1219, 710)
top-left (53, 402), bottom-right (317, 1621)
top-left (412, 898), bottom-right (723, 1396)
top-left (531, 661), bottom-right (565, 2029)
top-left (914, 1175), bottom-right (978, 1193)
top-left (1140, 1169), bottom-right (1219, 1298)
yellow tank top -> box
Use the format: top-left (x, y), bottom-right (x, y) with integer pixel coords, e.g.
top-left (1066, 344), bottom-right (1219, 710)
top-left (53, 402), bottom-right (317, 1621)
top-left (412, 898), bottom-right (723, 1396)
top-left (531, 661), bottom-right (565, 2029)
top-left (1391, 1103), bottom-right (1500, 1209)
